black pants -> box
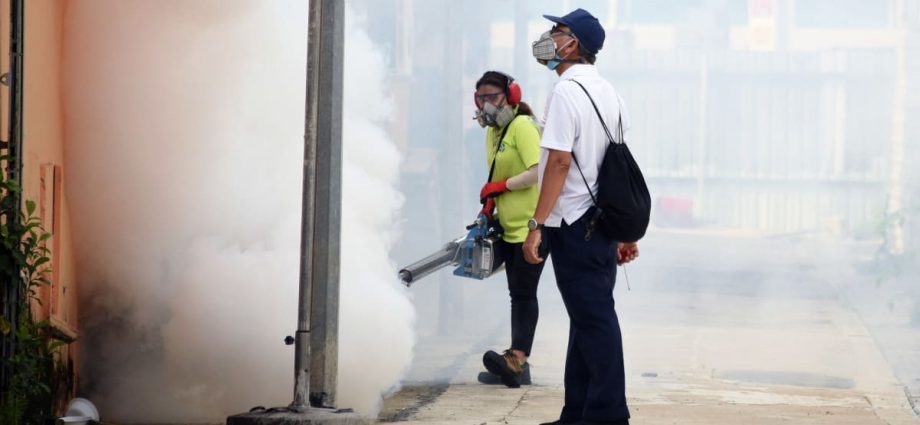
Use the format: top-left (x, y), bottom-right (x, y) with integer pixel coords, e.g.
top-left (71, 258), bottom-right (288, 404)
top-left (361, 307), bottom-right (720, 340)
top-left (545, 211), bottom-right (630, 423)
top-left (498, 241), bottom-right (545, 357)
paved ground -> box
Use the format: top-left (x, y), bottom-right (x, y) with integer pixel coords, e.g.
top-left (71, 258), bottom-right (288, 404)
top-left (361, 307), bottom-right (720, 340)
top-left (381, 230), bottom-right (920, 424)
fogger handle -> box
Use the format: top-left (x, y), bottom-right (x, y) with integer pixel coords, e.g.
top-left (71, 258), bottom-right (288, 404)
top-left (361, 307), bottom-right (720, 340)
top-left (466, 217), bottom-right (485, 230)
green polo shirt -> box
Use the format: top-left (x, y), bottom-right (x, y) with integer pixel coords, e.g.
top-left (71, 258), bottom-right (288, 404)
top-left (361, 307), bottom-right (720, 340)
top-left (485, 114), bottom-right (542, 243)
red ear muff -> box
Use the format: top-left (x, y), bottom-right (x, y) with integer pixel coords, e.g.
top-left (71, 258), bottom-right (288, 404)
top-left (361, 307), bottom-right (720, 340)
top-left (495, 71), bottom-right (521, 105)
top-left (506, 81), bottom-right (522, 105)
top-left (476, 71), bottom-right (522, 107)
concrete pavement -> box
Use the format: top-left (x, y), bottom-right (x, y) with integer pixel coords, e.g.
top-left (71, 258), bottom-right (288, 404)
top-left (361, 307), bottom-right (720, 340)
top-left (382, 231), bottom-right (920, 424)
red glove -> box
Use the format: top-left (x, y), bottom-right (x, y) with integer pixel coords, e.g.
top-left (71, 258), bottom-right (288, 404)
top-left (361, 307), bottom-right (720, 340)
top-left (480, 180), bottom-right (509, 203)
top-left (480, 198), bottom-right (496, 219)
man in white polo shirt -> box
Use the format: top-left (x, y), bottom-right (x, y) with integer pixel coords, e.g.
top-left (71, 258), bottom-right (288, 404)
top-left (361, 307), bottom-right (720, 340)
top-left (522, 8), bottom-right (639, 425)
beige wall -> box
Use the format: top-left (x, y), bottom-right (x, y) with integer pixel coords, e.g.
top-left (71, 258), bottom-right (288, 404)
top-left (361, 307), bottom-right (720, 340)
top-left (21, 0), bottom-right (79, 403)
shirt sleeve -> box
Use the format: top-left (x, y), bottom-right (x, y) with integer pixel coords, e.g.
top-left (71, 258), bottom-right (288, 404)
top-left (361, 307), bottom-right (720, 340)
top-left (506, 165), bottom-right (538, 190)
top-left (512, 116), bottom-right (542, 169)
top-left (540, 86), bottom-right (578, 152)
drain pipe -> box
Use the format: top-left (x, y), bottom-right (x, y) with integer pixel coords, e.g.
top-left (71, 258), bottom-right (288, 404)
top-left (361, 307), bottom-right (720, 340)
top-left (0, 0), bottom-right (25, 399)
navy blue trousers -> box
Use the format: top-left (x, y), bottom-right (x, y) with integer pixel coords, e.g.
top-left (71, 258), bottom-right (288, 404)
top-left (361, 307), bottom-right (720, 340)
top-left (545, 212), bottom-right (630, 423)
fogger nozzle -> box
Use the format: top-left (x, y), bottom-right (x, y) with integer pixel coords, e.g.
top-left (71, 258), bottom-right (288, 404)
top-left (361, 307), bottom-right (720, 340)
top-left (398, 270), bottom-right (413, 285)
top-left (397, 239), bottom-right (462, 286)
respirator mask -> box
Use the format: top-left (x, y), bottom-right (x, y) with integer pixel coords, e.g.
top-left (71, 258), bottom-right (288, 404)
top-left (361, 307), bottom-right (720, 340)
top-left (474, 98), bottom-right (515, 128)
top-left (531, 30), bottom-right (576, 71)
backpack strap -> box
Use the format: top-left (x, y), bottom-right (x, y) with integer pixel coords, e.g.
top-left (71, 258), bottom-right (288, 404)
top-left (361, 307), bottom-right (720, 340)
top-left (566, 78), bottom-right (623, 208)
top-left (569, 79), bottom-right (623, 145)
top-left (571, 153), bottom-right (599, 207)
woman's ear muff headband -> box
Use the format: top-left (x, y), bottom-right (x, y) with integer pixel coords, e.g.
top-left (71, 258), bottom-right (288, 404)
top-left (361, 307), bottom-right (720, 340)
top-left (474, 71), bottom-right (522, 108)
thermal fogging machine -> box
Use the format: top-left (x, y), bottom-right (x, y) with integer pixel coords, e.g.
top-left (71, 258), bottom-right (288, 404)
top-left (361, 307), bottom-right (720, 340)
top-left (398, 215), bottom-right (503, 286)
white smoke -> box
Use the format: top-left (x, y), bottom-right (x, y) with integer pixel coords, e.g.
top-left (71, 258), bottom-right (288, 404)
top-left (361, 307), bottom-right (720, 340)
top-left (63, 1), bottom-right (412, 422)
top-left (338, 9), bottom-right (415, 414)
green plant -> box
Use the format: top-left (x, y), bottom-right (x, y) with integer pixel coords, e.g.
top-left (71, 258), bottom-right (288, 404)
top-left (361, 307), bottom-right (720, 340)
top-left (0, 165), bottom-right (60, 425)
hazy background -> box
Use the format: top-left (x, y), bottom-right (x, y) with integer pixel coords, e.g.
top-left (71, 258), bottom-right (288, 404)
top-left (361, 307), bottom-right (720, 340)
top-left (356, 0), bottom-right (920, 408)
top-left (58, 0), bottom-right (920, 423)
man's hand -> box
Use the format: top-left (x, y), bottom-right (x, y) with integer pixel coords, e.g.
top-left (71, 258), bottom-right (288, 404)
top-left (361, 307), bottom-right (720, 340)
top-left (617, 242), bottom-right (639, 265)
top-left (480, 180), bottom-right (509, 203)
top-left (523, 229), bottom-right (544, 264)
top-left (479, 198), bottom-right (496, 219)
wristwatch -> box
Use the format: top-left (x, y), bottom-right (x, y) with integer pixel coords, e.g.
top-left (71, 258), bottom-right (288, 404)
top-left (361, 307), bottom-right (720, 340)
top-left (527, 218), bottom-right (544, 231)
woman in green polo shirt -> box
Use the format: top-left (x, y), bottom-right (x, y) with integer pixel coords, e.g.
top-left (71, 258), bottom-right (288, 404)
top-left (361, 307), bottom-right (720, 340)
top-left (473, 71), bottom-right (546, 388)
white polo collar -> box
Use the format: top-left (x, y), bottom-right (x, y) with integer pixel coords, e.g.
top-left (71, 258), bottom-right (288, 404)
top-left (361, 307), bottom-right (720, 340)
top-left (558, 64), bottom-right (598, 80)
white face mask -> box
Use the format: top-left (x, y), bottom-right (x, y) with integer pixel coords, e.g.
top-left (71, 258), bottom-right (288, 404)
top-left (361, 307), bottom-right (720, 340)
top-left (474, 102), bottom-right (515, 128)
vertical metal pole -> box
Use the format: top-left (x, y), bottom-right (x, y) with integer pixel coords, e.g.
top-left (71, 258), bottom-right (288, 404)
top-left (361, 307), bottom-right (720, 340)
top-left (292, 0), bottom-right (344, 411)
top-left (308, 0), bottom-right (344, 408)
top-left (6, 0), bottom-right (20, 187)
top-left (0, 0), bottom-right (23, 399)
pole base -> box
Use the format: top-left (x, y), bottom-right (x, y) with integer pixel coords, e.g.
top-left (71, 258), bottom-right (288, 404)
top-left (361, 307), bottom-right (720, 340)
top-left (226, 406), bottom-right (373, 425)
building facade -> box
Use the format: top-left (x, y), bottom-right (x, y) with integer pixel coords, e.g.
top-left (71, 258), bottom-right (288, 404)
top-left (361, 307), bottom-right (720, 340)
top-left (1, 0), bottom-right (79, 413)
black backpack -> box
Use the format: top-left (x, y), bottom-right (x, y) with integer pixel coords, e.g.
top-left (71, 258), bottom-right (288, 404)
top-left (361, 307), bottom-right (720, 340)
top-left (569, 79), bottom-right (651, 243)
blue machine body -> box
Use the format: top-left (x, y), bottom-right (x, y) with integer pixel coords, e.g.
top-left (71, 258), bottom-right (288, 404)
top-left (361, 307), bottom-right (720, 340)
top-left (398, 214), bottom-right (503, 286)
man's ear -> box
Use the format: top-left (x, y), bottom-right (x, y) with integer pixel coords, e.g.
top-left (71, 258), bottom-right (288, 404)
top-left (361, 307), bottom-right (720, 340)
top-left (562, 38), bottom-right (580, 58)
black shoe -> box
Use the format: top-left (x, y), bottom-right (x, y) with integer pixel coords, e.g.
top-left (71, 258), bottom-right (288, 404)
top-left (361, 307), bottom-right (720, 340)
top-left (583, 420), bottom-right (629, 425)
top-left (539, 420), bottom-right (581, 425)
top-left (477, 362), bottom-right (531, 385)
top-left (482, 350), bottom-right (525, 388)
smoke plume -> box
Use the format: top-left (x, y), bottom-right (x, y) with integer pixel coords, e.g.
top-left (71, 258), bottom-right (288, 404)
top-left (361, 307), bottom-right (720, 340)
top-left (63, 1), bottom-right (412, 422)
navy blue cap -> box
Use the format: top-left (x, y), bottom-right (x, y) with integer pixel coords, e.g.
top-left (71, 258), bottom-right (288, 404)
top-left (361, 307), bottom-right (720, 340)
top-left (543, 8), bottom-right (605, 54)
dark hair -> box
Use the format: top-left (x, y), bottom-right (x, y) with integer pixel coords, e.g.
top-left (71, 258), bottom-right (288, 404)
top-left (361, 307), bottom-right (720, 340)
top-left (475, 71), bottom-right (534, 117)
top-left (475, 71), bottom-right (511, 95)
top-left (516, 101), bottom-right (534, 117)
top-left (577, 43), bottom-right (597, 64)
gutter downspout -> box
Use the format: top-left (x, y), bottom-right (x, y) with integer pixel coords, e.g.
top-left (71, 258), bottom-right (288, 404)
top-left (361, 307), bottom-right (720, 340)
top-left (0, 0), bottom-right (24, 398)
